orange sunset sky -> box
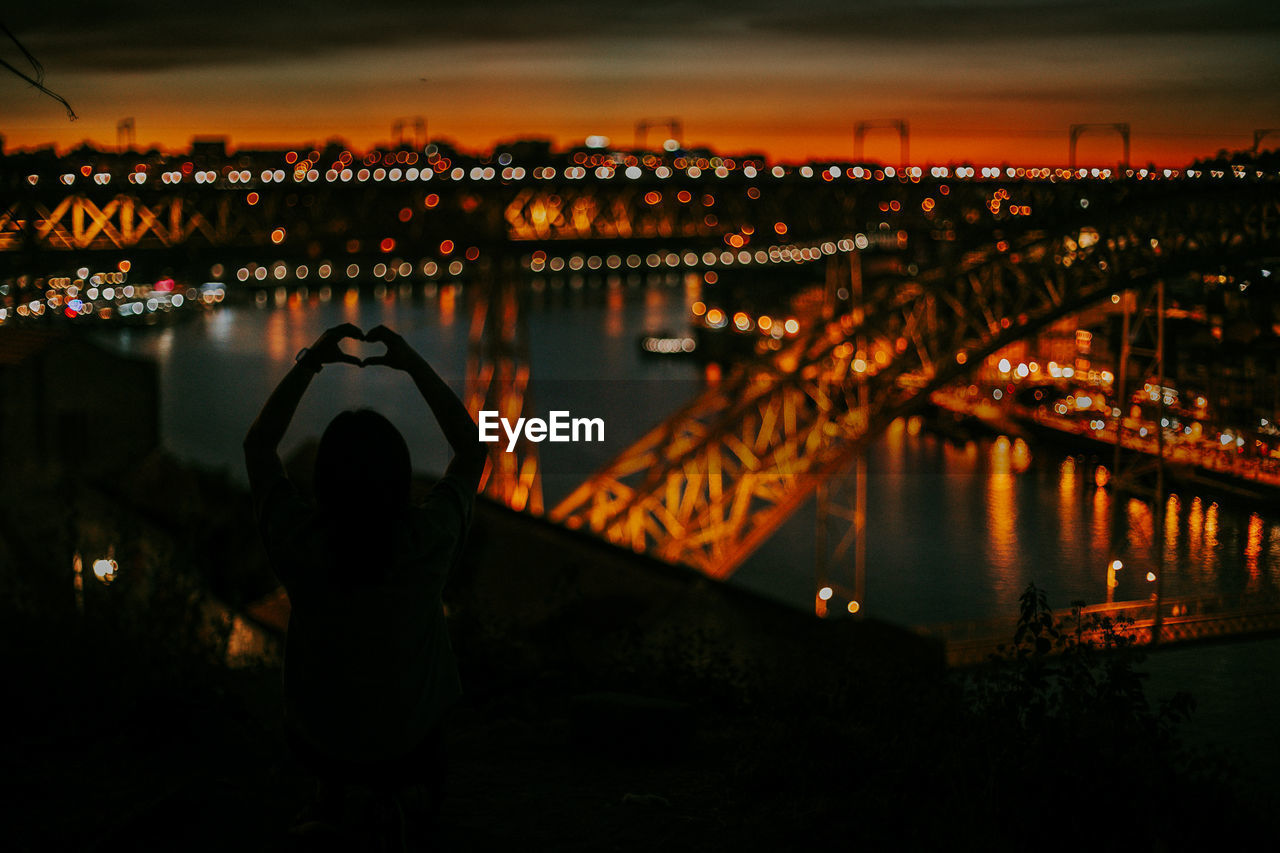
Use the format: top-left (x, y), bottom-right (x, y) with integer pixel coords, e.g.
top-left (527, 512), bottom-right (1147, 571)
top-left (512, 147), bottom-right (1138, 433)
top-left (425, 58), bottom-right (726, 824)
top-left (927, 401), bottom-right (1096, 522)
top-left (3, 2), bottom-right (1278, 166)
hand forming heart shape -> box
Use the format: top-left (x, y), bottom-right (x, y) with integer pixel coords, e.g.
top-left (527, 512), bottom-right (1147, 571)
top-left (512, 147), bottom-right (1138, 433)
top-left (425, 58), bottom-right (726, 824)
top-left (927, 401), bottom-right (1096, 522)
top-left (315, 324), bottom-right (412, 369)
top-left (336, 337), bottom-right (390, 367)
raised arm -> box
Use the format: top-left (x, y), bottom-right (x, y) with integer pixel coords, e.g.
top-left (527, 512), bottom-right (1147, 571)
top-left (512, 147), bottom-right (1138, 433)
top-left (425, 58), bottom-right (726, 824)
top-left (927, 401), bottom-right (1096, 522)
top-left (364, 325), bottom-right (488, 493)
top-left (243, 323), bottom-right (363, 494)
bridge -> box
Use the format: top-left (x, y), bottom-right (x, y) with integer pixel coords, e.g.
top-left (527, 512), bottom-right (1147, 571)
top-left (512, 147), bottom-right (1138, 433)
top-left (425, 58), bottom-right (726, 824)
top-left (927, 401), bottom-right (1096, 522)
top-left (550, 183), bottom-right (1279, 576)
top-left (3, 148), bottom-right (1279, 653)
top-left (0, 151), bottom-right (1228, 279)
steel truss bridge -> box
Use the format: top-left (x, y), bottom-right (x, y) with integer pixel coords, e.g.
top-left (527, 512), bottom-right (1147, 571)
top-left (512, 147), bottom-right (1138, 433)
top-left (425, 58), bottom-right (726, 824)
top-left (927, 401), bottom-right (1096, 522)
top-left (1, 166), bottom-right (1158, 273)
top-left (550, 184), bottom-right (1279, 577)
top-left (4, 167), bottom-right (1279, 642)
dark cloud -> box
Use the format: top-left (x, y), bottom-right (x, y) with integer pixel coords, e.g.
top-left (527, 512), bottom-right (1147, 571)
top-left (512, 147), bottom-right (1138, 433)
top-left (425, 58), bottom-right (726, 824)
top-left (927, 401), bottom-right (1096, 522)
top-left (744, 0), bottom-right (1280, 41)
top-left (11, 2), bottom-right (692, 71)
top-left (5, 0), bottom-right (1279, 72)
top-left (3, 0), bottom-right (1275, 160)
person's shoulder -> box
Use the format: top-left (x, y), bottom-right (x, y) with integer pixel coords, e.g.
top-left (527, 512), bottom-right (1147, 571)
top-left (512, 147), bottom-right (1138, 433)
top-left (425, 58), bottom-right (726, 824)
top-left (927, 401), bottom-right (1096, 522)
top-left (417, 474), bottom-right (475, 534)
top-left (253, 474), bottom-right (322, 583)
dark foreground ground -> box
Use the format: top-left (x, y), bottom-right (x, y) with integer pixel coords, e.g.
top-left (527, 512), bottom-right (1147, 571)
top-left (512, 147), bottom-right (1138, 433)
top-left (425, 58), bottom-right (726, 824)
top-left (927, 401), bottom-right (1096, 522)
top-left (7, 612), bottom-right (1279, 853)
top-left (5, 458), bottom-right (1278, 851)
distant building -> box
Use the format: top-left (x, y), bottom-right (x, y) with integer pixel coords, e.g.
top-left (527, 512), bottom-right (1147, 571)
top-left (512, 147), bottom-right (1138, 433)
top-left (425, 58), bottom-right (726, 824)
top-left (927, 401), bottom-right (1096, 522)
top-left (190, 137), bottom-right (229, 161)
top-left (495, 139), bottom-right (553, 163)
top-left (0, 331), bottom-right (158, 489)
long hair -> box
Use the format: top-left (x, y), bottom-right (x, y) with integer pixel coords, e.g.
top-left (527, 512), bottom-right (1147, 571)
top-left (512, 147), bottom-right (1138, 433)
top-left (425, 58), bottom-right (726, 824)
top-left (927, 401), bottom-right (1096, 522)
top-left (314, 409), bottom-right (411, 581)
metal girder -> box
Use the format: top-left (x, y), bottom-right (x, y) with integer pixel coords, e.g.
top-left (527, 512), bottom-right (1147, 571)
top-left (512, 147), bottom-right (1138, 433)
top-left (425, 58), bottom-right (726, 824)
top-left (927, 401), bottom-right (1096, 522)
top-left (2, 184), bottom-right (491, 259)
top-left (814, 450), bottom-right (867, 617)
top-left (552, 185), bottom-right (1280, 578)
top-left (503, 186), bottom-right (718, 241)
top-left (9, 180), bottom-right (867, 252)
top-left (0, 193), bottom-right (270, 251)
top-left (0, 202), bottom-right (22, 251)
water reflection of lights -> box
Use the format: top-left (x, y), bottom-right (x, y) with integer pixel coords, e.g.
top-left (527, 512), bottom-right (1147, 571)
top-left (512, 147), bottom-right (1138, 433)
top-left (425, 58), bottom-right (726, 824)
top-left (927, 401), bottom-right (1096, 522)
top-left (1188, 496), bottom-right (1204, 566)
top-left (1203, 501), bottom-right (1220, 576)
top-left (1011, 437), bottom-right (1031, 472)
top-left (606, 287), bottom-right (625, 338)
top-left (644, 286), bottom-right (665, 328)
top-left (1164, 494), bottom-right (1181, 538)
top-left (265, 311), bottom-right (289, 361)
top-left (1245, 513), bottom-right (1263, 582)
top-left (640, 335), bottom-right (696, 355)
top-left (986, 436), bottom-right (1019, 584)
top-left (1059, 456), bottom-right (1076, 491)
top-left (1057, 457), bottom-right (1081, 541)
top-left (439, 285), bottom-right (457, 326)
top-left (0, 265), bottom-right (212, 328)
top-left (1126, 498), bottom-right (1154, 569)
top-left (1091, 484), bottom-right (1110, 559)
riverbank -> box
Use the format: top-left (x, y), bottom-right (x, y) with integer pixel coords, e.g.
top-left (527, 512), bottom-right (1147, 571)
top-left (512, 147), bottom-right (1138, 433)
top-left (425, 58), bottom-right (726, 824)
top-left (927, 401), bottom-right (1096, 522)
top-left (925, 388), bottom-right (1280, 509)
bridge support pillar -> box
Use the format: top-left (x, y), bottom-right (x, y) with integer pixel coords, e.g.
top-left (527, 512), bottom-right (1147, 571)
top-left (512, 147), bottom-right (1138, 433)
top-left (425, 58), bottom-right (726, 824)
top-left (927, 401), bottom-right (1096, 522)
top-left (1069, 123), bottom-right (1130, 170)
top-left (854, 120), bottom-right (909, 167)
top-left (1105, 279), bottom-right (1167, 637)
top-left (825, 250), bottom-right (862, 320)
top-left (466, 261), bottom-right (543, 513)
top-left (815, 453), bottom-right (867, 618)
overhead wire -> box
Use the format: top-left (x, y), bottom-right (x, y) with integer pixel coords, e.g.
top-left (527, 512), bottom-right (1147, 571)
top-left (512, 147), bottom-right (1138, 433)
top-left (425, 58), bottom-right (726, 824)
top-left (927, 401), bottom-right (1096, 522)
top-left (0, 20), bottom-right (76, 120)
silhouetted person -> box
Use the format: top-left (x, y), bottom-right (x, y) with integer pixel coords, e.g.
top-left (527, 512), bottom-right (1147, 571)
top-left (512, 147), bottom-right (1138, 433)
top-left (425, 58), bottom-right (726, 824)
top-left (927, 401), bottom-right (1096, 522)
top-left (244, 323), bottom-right (486, 841)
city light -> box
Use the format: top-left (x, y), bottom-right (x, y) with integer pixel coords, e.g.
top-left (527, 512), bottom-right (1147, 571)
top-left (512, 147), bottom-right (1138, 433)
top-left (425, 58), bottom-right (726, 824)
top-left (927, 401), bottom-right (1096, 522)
top-left (92, 557), bottom-right (118, 585)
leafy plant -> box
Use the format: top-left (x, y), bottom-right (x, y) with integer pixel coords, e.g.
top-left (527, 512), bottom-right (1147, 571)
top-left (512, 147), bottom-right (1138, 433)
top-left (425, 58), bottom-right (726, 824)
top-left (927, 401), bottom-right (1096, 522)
top-left (970, 584), bottom-right (1194, 740)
